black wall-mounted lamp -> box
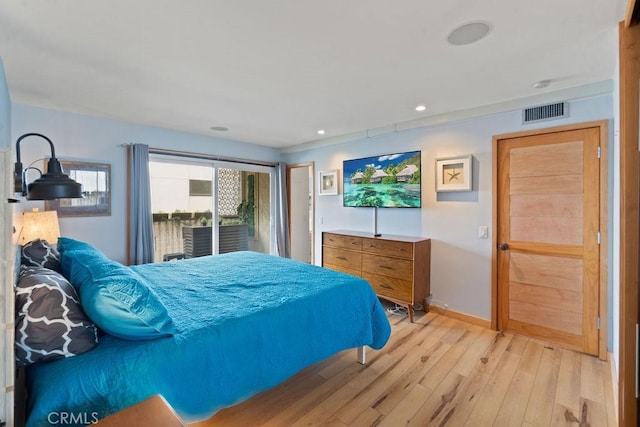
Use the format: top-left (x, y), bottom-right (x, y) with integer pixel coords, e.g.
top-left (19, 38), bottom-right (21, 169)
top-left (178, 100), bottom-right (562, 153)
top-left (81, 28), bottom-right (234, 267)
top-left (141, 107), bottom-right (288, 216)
top-left (14, 133), bottom-right (83, 200)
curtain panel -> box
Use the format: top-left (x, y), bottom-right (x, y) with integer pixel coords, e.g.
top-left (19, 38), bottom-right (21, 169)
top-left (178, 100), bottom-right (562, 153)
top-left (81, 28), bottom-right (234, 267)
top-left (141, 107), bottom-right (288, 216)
top-left (126, 143), bottom-right (154, 265)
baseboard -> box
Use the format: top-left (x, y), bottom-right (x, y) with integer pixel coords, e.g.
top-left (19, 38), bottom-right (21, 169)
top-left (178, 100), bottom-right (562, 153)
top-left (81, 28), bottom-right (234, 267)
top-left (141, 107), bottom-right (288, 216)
top-left (428, 305), bottom-right (491, 329)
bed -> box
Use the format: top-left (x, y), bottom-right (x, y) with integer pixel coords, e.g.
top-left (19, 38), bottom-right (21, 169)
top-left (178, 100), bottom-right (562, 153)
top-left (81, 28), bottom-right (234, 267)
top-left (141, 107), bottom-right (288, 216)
top-left (19, 239), bottom-right (391, 426)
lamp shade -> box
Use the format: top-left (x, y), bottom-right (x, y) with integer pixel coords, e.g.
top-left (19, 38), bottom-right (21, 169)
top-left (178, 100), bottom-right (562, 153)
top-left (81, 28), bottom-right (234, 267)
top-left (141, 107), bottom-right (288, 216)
top-left (14, 132), bottom-right (83, 200)
top-left (20, 210), bottom-right (61, 245)
top-left (26, 158), bottom-right (83, 200)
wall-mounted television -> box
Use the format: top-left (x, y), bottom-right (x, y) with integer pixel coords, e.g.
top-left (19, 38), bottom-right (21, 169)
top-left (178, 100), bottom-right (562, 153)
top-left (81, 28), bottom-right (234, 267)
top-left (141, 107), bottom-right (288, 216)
top-left (343, 150), bottom-right (421, 208)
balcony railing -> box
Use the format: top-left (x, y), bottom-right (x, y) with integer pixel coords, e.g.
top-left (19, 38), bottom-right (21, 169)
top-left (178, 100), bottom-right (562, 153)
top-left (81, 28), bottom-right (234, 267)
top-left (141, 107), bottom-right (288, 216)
top-left (152, 213), bottom-right (250, 263)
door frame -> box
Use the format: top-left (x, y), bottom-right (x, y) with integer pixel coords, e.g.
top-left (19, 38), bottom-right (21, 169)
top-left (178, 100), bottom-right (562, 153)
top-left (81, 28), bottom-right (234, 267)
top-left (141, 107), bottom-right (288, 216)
top-left (618, 4), bottom-right (639, 424)
top-left (491, 120), bottom-right (609, 360)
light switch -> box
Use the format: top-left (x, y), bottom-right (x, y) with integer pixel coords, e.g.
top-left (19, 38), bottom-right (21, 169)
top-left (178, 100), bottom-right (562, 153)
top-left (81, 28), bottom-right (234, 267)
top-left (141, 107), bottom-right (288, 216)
top-left (479, 226), bottom-right (489, 239)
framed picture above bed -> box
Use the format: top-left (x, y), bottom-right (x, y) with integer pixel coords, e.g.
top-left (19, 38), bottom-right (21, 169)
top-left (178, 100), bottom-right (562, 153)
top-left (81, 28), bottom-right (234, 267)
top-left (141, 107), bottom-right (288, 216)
top-left (45, 161), bottom-right (111, 217)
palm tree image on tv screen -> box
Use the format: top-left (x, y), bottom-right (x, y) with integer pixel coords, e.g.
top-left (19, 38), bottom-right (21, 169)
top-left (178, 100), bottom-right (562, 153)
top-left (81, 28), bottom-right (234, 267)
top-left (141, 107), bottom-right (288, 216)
top-left (343, 151), bottom-right (421, 208)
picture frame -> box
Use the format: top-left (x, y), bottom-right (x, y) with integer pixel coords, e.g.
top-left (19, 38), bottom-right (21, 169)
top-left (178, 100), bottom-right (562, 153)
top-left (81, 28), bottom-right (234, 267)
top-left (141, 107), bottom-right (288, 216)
top-left (318, 170), bottom-right (339, 196)
top-left (45, 161), bottom-right (111, 216)
top-left (435, 155), bottom-right (473, 192)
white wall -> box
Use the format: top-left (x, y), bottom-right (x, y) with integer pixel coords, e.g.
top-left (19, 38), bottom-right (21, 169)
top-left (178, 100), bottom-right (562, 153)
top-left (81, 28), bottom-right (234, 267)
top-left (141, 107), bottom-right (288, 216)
top-left (10, 103), bottom-right (280, 263)
top-left (283, 94), bottom-right (614, 323)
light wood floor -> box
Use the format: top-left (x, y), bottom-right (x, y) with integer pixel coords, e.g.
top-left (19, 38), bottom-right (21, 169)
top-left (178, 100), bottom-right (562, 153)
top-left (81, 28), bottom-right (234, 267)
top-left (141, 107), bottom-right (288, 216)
top-left (192, 306), bottom-right (617, 426)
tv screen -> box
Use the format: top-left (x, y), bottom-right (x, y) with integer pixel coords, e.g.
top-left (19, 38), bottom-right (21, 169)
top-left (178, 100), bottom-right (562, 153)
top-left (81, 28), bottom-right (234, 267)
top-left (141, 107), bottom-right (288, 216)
top-left (343, 150), bottom-right (421, 208)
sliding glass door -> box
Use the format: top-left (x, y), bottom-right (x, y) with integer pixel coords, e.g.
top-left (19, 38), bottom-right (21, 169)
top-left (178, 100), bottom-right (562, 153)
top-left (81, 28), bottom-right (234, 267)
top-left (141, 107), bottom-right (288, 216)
top-left (149, 157), bottom-right (273, 263)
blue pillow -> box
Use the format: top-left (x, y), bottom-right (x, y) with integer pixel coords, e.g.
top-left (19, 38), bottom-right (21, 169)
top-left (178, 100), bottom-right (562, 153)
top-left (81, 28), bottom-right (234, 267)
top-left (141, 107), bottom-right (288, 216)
top-left (58, 238), bottom-right (174, 340)
top-left (58, 238), bottom-right (110, 287)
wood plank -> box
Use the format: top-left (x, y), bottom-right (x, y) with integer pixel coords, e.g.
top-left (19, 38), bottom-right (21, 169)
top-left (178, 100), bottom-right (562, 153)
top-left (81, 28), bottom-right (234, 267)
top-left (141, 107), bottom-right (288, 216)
top-left (580, 398), bottom-right (609, 427)
top-left (554, 349), bottom-right (582, 414)
top-left (346, 407), bottom-right (383, 426)
top-left (464, 344), bottom-right (521, 426)
top-left (493, 369), bottom-right (536, 427)
top-left (407, 371), bottom-right (466, 426)
top-left (510, 140), bottom-right (583, 178)
top-left (377, 384), bottom-right (432, 427)
top-left (418, 324), bottom-right (484, 389)
top-left (603, 356), bottom-right (618, 427)
top-left (452, 327), bottom-right (499, 377)
top-left (580, 353), bottom-right (606, 404)
top-left (510, 216), bottom-right (583, 245)
top-left (510, 282), bottom-right (582, 314)
top-left (507, 318), bottom-right (584, 352)
top-left (523, 345), bottom-right (562, 426)
top-left (510, 194), bottom-right (583, 218)
top-left (510, 300), bottom-right (582, 336)
top-left (509, 252), bottom-right (583, 292)
top-left (510, 174), bottom-right (583, 195)
top-left (517, 339), bottom-right (545, 375)
top-left (430, 330), bottom-right (512, 426)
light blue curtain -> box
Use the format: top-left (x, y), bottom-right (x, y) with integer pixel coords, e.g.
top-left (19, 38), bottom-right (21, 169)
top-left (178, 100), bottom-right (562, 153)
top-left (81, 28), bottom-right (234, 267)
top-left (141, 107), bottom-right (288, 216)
top-left (127, 143), bottom-right (154, 264)
top-left (275, 162), bottom-right (290, 258)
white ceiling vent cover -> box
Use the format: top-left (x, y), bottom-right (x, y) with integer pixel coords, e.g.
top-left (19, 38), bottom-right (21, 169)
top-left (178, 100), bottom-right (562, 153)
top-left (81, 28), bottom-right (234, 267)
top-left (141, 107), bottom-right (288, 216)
top-left (522, 101), bottom-right (568, 124)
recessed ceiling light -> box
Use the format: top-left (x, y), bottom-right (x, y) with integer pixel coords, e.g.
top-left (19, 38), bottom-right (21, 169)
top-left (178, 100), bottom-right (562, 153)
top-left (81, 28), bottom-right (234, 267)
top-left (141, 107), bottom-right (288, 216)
top-left (317, 129), bottom-right (325, 135)
top-left (210, 126), bottom-right (229, 132)
top-left (533, 80), bottom-right (551, 89)
top-left (415, 105), bottom-right (427, 112)
top-left (447, 22), bottom-right (492, 46)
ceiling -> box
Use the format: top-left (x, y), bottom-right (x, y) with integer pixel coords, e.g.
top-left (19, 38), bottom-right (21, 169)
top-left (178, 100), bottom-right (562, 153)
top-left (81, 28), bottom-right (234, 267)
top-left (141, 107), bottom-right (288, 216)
top-left (0, 0), bottom-right (629, 148)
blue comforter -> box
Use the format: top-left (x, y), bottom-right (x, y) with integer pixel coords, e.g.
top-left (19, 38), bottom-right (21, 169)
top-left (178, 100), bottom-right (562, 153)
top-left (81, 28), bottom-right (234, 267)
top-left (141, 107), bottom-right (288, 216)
top-left (25, 251), bottom-right (391, 425)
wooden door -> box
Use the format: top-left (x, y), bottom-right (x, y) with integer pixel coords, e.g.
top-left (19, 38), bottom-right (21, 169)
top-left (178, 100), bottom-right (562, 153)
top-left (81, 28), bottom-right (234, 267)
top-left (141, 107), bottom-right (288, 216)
top-left (496, 124), bottom-right (603, 355)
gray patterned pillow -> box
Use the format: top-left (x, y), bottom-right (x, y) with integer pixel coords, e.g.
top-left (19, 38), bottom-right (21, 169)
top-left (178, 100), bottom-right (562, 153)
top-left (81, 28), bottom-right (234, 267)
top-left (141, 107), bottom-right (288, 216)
top-left (21, 239), bottom-right (62, 272)
top-left (15, 265), bottom-right (99, 367)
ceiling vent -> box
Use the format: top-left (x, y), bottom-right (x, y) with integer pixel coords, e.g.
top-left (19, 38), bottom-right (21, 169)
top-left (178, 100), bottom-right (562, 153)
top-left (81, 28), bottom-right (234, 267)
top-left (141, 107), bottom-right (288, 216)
top-left (522, 101), bottom-right (568, 124)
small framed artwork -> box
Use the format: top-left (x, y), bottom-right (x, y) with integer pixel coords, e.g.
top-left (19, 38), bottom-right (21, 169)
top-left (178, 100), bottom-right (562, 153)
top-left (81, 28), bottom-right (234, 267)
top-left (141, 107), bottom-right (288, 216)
top-left (319, 170), bottom-right (339, 196)
top-left (435, 155), bottom-right (473, 192)
top-left (45, 161), bottom-right (111, 216)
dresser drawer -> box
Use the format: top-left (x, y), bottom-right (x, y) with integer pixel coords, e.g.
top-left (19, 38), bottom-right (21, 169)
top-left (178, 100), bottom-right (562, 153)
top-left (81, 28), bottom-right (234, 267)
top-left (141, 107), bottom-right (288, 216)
top-left (362, 272), bottom-right (412, 302)
top-left (323, 247), bottom-right (362, 270)
top-left (323, 263), bottom-right (361, 278)
top-left (323, 233), bottom-right (363, 250)
top-left (362, 238), bottom-right (413, 259)
top-left (362, 253), bottom-right (413, 280)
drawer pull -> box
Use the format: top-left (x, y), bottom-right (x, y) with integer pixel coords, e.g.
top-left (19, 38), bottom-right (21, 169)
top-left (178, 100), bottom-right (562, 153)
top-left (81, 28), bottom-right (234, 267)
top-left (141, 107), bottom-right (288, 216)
top-left (336, 256), bottom-right (347, 260)
top-left (379, 283), bottom-right (392, 289)
top-left (379, 265), bottom-right (393, 270)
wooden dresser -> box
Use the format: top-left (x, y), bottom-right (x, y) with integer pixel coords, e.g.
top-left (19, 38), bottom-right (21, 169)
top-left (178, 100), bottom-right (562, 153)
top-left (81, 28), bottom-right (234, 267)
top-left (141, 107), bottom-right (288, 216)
top-left (322, 230), bottom-right (431, 322)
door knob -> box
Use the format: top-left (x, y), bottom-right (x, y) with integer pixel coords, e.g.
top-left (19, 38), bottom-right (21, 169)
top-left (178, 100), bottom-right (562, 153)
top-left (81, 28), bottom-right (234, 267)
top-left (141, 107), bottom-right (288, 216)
top-left (499, 243), bottom-right (509, 251)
